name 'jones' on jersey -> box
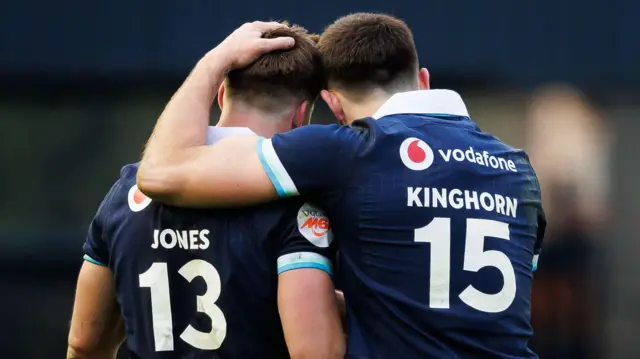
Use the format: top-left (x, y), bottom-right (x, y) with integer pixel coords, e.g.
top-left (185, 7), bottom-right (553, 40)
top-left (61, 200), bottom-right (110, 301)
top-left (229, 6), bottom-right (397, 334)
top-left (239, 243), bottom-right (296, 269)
top-left (151, 228), bottom-right (211, 250)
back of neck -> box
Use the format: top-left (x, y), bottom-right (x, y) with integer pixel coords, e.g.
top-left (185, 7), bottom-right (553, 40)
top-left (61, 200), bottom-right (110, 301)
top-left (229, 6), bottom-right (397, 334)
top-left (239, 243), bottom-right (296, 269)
top-left (217, 108), bottom-right (283, 138)
top-left (343, 86), bottom-right (418, 123)
top-left (343, 92), bottom-right (392, 123)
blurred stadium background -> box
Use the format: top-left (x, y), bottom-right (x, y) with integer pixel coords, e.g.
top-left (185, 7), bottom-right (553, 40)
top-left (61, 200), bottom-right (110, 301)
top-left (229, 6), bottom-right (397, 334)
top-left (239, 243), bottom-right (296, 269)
top-left (2, 0), bottom-right (639, 358)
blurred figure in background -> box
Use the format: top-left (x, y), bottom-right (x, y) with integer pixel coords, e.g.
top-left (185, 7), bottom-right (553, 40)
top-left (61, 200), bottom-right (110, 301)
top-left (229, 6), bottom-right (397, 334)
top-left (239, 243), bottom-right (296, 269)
top-left (526, 85), bottom-right (609, 359)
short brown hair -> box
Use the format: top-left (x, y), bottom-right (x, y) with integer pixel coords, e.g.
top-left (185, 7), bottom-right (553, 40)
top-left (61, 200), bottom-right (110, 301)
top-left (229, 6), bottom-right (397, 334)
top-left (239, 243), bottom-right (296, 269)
top-left (318, 13), bottom-right (419, 93)
top-left (226, 24), bottom-right (325, 111)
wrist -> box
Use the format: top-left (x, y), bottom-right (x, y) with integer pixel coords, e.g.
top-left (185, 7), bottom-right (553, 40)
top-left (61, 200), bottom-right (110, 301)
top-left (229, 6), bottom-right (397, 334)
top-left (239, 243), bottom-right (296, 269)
top-left (200, 48), bottom-right (232, 77)
top-left (186, 49), bottom-right (230, 93)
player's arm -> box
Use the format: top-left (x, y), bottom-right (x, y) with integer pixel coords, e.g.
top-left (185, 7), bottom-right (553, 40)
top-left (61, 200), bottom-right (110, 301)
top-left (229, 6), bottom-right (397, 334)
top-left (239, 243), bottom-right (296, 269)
top-left (68, 179), bottom-right (124, 359)
top-left (138, 26), bottom-right (364, 208)
top-left (140, 133), bottom-right (277, 207)
top-left (276, 204), bottom-right (344, 359)
top-left (67, 262), bottom-right (125, 359)
top-left (137, 21), bottom-right (294, 207)
top-left (279, 269), bottom-right (344, 359)
top-left (139, 123), bottom-right (359, 207)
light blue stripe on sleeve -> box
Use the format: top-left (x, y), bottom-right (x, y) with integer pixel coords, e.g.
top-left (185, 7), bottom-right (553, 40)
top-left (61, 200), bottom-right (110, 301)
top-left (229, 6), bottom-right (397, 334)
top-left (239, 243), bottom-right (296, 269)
top-left (83, 254), bottom-right (107, 267)
top-left (277, 252), bottom-right (332, 276)
top-left (532, 254), bottom-right (540, 271)
top-left (256, 137), bottom-right (299, 197)
top-left (278, 262), bottom-right (332, 275)
top-left (257, 137), bottom-right (287, 197)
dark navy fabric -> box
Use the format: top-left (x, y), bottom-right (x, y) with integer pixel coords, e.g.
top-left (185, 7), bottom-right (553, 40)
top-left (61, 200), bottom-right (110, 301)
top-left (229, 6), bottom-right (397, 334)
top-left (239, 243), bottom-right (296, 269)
top-left (267, 114), bottom-right (545, 359)
top-left (83, 163), bottom-right (335, 359)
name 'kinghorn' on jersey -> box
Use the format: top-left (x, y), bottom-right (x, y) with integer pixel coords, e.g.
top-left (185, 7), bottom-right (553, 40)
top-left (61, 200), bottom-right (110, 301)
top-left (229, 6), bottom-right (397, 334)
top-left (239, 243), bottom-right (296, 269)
top-left (407, 187), bottom-right (518, 218)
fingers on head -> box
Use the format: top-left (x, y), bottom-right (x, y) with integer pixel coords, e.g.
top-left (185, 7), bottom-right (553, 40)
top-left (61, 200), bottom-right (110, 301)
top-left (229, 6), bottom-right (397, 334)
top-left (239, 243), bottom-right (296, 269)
top-left (251, 21), bottom-right (288, 33)
top-left (259, 36), bottom-right (295, 52)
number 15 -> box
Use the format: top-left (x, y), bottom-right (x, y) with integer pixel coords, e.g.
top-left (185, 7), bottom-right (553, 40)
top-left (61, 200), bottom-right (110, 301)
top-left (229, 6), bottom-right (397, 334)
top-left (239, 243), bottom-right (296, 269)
top-left (415, 217), bottom-right (516, 313)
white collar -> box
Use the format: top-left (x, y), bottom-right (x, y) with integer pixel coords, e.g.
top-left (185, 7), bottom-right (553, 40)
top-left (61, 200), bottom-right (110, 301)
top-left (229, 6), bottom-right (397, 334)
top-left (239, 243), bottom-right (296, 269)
top-left (372, 89), bottom-right (469, 119)
top-left (206, 126), bottom-right (255, 144)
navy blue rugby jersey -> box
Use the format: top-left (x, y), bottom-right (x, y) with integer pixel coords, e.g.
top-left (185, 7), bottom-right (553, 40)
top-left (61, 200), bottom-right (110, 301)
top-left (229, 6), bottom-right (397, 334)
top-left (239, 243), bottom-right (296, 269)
top-left (256, 90), bottom-right (546, 359)
top-left (83, 132), bottom-right (336, 359)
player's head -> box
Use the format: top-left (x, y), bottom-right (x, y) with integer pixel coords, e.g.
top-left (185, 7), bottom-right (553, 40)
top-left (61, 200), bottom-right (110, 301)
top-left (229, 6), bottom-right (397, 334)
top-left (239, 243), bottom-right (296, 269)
top-left (218, 23), bottom-right (324, 135)
top-left (317, 13), bottom-right (429, 124)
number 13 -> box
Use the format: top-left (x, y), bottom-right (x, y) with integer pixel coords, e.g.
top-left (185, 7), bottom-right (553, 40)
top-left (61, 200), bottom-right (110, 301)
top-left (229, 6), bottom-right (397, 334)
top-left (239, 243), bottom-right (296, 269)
top-left (139, 260), bottom-right (227, 352)
top-left (415, 217), bottom-right (516, 313)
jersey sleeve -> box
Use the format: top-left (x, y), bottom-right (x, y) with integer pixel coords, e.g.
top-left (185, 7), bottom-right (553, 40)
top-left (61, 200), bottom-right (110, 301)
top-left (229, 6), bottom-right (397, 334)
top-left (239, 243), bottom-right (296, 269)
top-left (276, 202), bottom-right (338, 276)
top-left (82, 181), bottom-right (119, 267)
top-left (256, 124), bottom-right (366, 198)
top-left (532, 209), bottom-right (547, 271)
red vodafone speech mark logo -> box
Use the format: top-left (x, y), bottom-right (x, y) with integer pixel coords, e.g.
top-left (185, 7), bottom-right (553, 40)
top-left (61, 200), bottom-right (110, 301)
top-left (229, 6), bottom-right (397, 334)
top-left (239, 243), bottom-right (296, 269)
top-left (399, 137), bottom-right (434, 171)
top-left (407, 140), bottom-right (427, 163)
top-left (133, 188), bottom-right (147, 204)
top-left (128, 185), bottom-right (152, 212)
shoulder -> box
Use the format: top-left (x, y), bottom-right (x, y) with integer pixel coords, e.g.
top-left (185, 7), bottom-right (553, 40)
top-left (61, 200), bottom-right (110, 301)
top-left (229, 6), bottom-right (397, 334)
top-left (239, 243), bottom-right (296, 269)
top-left (501, 143), bottom-right (538, 183)
top-left (272, 123), bottom-right (370, 147)
top-left (517, 149), bottom-right (543, 200)
top-left (250, 197), bottom-right (307, 226)
top-left (251, 199), bottom-right (332, 245)
top-left (268, 199), bottom-right (334, 250)
top-left (98, 163), bottom-right (152, 223)
top-left (267, 199), bottom-right (329, 233)
top-left (119, 162), bottom-right (140, 182)
top-left (113, 162), bottom-right (152, 213)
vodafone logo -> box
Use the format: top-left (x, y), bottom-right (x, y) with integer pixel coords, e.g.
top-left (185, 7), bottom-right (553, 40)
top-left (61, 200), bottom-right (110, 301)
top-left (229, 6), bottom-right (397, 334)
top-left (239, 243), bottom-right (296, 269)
top-left (399, 137), bottom-right (434, 171)
top-left (128, 185), bottom-right (152, 212)
top-left (296, 203), bottom-right (333, 248)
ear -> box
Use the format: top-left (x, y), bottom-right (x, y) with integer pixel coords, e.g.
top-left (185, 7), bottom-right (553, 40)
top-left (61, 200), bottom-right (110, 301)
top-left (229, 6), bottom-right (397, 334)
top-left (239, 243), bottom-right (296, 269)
top-left (217, 82), bottom-right (226, 110)
top-left (418, 68), bottom-right (430, 90)
top-left (320, 90), bottom-right (345, 124)
top-left (292, 100), bottom-right (310, 129)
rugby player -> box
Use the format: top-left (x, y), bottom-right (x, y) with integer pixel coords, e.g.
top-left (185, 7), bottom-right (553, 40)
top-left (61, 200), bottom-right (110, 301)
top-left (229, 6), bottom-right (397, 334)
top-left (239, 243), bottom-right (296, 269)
top-left (138, 14), bottom-right (546, 359)
top-left (67, 22), bottom-right (344, 359)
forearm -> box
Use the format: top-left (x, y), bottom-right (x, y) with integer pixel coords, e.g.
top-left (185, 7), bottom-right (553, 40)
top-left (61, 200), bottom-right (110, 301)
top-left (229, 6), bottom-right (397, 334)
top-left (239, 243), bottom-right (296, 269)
top-left (68, 261), bottom-right (125, 359)
top-left (149, 51), bottom-right (226, 154)
top-left (138, 51), bottom-right (227, 197)
top-left (279, 272), bottom-right (345, 359)
top-left (66, 346), bottom-right (118, 359)
top-left (67, 324), bottom-right (124, 359)
top-left (287, 328), bottom-right (344, 359)
top-left (292, 331), bottom-right (345, 359)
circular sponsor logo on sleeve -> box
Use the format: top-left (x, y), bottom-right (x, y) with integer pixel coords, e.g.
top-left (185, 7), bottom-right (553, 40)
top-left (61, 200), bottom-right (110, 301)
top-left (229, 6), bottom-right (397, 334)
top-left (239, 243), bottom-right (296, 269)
top-left (128, 184), bottom-right (152, 212)
top-left (296, 203), bottom-right (333, 247)
top-left (399, 137), bottom-right (434, 171)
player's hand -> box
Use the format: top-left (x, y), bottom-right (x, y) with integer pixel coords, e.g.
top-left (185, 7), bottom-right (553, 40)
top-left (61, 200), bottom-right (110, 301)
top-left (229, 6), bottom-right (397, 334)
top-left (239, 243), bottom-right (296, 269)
top-left (210, 21), bottom-right (295, 71)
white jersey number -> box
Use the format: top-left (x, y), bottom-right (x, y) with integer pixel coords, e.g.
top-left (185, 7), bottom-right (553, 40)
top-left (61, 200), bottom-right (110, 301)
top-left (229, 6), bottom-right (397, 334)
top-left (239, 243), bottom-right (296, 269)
top-left (415, 217), bottom-right (516, 313)
top-left (138, 260), bottom-right (227, 351)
